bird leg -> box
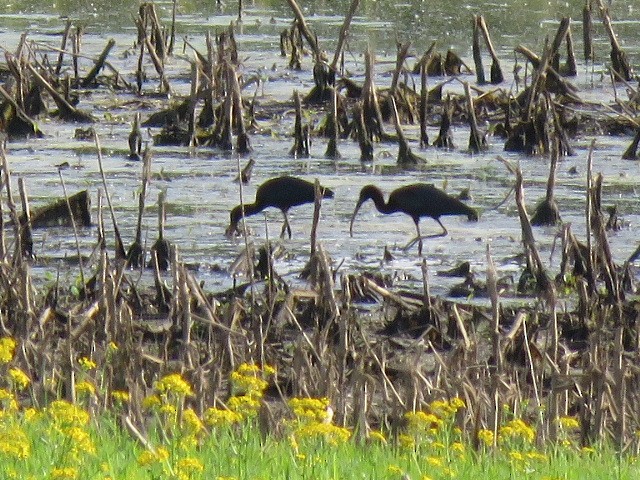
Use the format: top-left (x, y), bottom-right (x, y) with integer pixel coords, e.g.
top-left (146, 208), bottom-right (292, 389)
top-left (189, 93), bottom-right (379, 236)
top-left (280, 211), bottom-right (292, 239)
top-left (404, 219), bottom-right (449, 254)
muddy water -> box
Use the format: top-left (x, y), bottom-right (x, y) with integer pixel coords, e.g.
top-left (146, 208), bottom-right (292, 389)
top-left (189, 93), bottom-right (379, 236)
top-left (2, 0), bottom-right (640, 300)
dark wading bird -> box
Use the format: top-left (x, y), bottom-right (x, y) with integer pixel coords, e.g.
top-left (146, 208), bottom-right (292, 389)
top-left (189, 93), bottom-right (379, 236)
top-left (349, 183), bottom-right (479, 255)
top-left (225, 176), bottom-right (334, 238)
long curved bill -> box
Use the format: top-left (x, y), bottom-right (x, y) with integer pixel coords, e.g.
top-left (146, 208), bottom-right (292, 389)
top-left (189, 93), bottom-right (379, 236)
top-left (349, 200), bottom-right (365, 237)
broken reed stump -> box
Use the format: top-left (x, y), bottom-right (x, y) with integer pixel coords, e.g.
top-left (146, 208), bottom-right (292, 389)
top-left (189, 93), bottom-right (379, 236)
top-left (476, 15), bottom-right (504, 84)
top-left (622, 129), bottom-right (640, 160)
top-left (433, 96), bottom-right (455, 149)
top-left (128, 112), bottom-right (143, 161)
top-left (228, 62), bottom-right (252, 154)
top-left (127, 146), bottom-right (152, 269)
top-left (353, 103), bottom-right (374, 162)
top-left (596, 0), bottom-right (633, 81)
top-left (472, 15), bottom-right (486, 85)
top-left (81, 38), bottom-right (116, 87)
top-left (531, 140), bottom-right (562, 226)
top-left (26, 64), bottom-right (95, 123)
top-left (149, 191), bottom-right (171, 271)
top-left (0, 83), bottom-right (43, 138)
top-left (290, 90), bottom-right (310, 157)
top-left (324, 87), bottom-right (341, 159)
top-left (419, 60), bottom-right (430, 148)
top-left (583, 0), bottom-right (594, 61)
top-left (360, 48), bottom-right (388, 142)
top-left (464, 82), bottom-right (486, 153)
top-left (391, 97), bottom-right (425, 166)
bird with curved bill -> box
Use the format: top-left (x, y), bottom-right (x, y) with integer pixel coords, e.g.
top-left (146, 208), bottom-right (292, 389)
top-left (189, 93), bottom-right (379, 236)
top-left (225, 176), bottom-right (334, 239)
top-left (349, 183), bottom-right (479, 255)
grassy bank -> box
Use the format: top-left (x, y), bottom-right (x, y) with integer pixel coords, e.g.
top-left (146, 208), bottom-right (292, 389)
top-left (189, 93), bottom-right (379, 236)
top-left (0, 344), bottom-right (637, 480)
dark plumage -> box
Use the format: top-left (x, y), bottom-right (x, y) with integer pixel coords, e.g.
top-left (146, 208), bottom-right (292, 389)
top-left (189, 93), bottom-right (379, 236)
top-left (225, 176), bottom-right (334, 238)
top-left (349, 183), bottom-right (479, 255)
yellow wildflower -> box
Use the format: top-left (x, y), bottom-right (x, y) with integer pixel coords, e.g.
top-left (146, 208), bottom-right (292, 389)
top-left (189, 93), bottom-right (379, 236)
top-left (526, 451), bottom-right (547, 461)
top-left (155, 373), bottom-right (193, 397)
top-left (107, 342), bottom-right (118, 352)
top-left (183, 408), bottom-right (204, 434)
top-left (426, 456), bottom-right (443, 467)
top-left (0, 388), bottom-right (17, 410)
top-left (227, 395), bottom-right (261, 418)
top-left (111, 391), bottom-right (130, 403)
top-left (177, 457), bottom-right (204, 474)
top-left (51, 467), bottom-right (78, 479)
top-left (451, 442), bottom-right (465, 454)
top-left (64, 426), bottom-right (96, 455)
top-left (478, 428), bottom-right (495, 446)
top-left (0, 337), bottom-right (16, 364)
top-left (398, 434), bottom-right (415, 449)
top-left (405, 411), bottom-right (442, 434)
top-left (499, 418), bottom-right (535, 443)
top-left (78, 357), bottom-right (97, 370)
top-left (368, 430), bottom-right (387, 444)
top-left (142, 395), bottom-right (161, 410)
top-left (75, 381), bottom-right (96, 397)
top-left (137, 447), bottom-right (170, 466)
top-left (8, 368), bottom-right (30, 390)
top-left (387, 464), bottom-right (404, 475)
top-left (231, 370), bottom-right (268, 396)
top-left (48, 400), bottom-right (90, 426)
top-left (24, 408), bottom-right (38, 422)
top-left (295, 422), bottom-right (351, 445)
top-left (509, 450), bottom-right (524, 462)
top-left (204, 407), bottom-right (242, 427)
top-left (558, 416), bottom-right (580, 430)
top-left (137, 450), bottom-right (157, 466)
top-left (0, 427), bottom-right (30, 459)
top-left (289, 397), bottom-right (332, 423)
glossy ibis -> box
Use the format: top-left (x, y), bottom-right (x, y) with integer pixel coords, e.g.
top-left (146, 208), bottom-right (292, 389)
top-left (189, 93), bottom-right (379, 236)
top-left (349, 183), bottom-right (478, 255)
top-left (225, 176), bottom-right (334, 238)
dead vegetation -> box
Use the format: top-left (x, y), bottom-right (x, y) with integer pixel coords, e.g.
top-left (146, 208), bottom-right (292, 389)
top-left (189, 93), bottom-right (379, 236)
top-left (1, 0), bottom-right (640, 452)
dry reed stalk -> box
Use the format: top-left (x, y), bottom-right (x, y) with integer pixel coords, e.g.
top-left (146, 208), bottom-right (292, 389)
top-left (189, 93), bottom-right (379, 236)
top-left (464, 82), bottom-right (485, 153)
top-left (330, 0), bottom-right (360, 71)
top-left (284, 0), bottom-right (321, 61)
top-left (419, 62), bottom-right (429, 148)
top-left (472, 16), bottom-right (486, 85)
top-left (168, 0), bottom-right (177, 56)
top-left (361, 49), bottom-right (388, 142)
top-left (17, 178), bottom-right (33, 259)
top-left (26, 64), bottom-right (94, 122)
top-left (290, 90), bottom-right (309, 157)
top-left (0, 147), bottom-right (23, 261)
top-left (325, 87), bottom-right (340, 159)
top-left (57, 170), bottom-right (86, 294)
top-left (391, 96), bottom-right (425, 166)
top-left (228, 63), bottom-right (252, 154)
top-left (95, 131), bottom-right (126, 261)
top-left (81, 38), bottom-right (115, 87)
top-left (476, 15), bottom-right (503, 84)
top-left (583, 0), bottom-right (594, 61)
top-left (596, 0), bottom-right (632, 81)
top-left (72, 25), bottom-right (82, 81)
top-left (187, 58), bottom-right (200, 147)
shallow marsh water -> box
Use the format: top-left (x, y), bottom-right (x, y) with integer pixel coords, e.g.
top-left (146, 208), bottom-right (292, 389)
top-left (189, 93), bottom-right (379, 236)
top-left (2, 0), bottom-right (640, 301)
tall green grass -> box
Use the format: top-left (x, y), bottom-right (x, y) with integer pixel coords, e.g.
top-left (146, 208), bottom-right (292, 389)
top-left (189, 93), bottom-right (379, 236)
top-left (0, 337), bottom-right (638, 479)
